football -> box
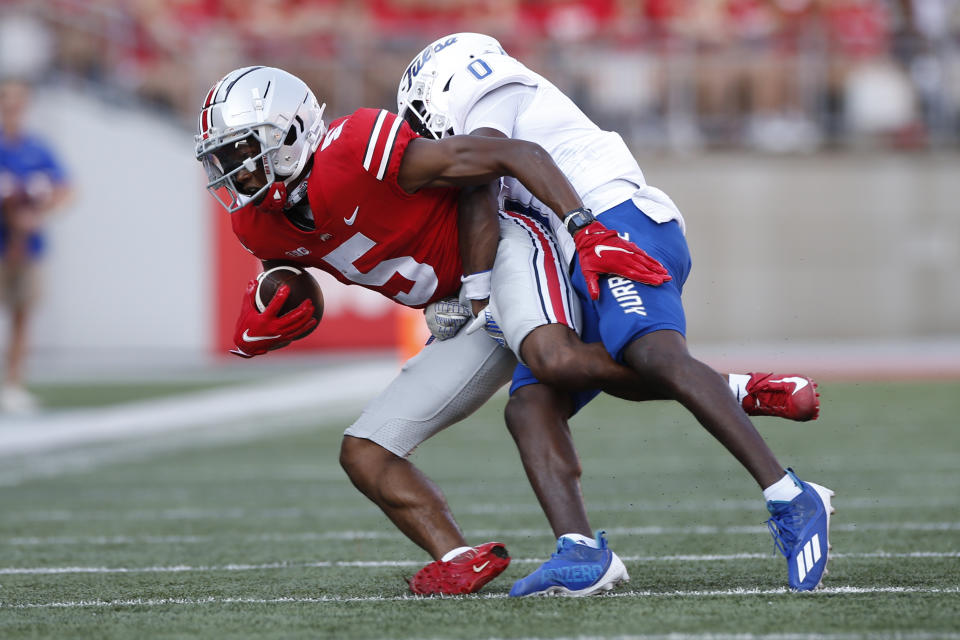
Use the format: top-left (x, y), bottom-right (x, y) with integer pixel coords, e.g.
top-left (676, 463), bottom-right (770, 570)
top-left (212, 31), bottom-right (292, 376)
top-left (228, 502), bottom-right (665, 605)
top-left (254, 265), bottom-right (324, 338)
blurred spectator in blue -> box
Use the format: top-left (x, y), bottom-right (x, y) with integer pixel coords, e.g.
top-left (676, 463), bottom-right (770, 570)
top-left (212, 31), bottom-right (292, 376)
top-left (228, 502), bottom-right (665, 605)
top-left (0, 79), bottom-right (73, 413)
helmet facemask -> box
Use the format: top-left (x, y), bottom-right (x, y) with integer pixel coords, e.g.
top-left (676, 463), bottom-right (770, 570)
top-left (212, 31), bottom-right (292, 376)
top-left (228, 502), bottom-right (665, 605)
top-left (198, 124), bottom-right (283, 212)
top-left (398, 73), bottom-right (453, 140)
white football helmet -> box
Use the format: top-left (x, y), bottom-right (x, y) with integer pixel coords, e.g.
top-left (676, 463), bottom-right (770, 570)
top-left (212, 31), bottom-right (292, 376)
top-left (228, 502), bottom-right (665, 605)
top-left (195, 66), bottom-right (326, 212)
top-left (397, 33), bottom-right (506, 140)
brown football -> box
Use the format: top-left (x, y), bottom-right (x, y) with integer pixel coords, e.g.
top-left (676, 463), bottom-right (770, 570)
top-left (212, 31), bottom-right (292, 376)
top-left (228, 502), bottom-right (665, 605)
top-left (254, 265), bottom-right (324, 340)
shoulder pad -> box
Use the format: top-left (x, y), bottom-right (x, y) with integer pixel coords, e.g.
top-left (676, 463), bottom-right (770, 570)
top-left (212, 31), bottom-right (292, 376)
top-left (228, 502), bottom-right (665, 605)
top-left (446, 56), bottom-right (540, 135)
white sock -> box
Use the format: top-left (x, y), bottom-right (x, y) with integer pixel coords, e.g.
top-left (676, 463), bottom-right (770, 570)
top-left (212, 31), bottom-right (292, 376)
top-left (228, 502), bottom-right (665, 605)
top-left (441, 545), bottom-right (473, 562)
top-left (560, 533), bottom-right (599, 548)
top-left (728, 373), bottom-right (751, 403)
top-left (763, 473), bottom-right (802, 503)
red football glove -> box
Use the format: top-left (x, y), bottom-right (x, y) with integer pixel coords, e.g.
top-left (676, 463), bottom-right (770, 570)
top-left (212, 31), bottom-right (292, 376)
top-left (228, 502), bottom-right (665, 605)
top-left (230, 279), bottom-right (318, 358)
top-left (573, 221), bottom-right (672, 300)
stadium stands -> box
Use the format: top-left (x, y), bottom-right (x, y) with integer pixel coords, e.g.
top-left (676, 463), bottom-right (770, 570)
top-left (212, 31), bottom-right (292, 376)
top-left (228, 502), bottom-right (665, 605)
top-left (1, 0), bottom-right (956, 151)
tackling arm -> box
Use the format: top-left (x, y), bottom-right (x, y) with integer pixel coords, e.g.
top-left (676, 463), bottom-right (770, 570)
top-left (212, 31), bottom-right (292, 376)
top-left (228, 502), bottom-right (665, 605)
top-left (401, 127), bottom-right (670, 300)
top-left (420, 176), bottom-right (501, 341)
top-left (397, 134), bottom-right (583, 220)
top-left (457, 182), bottom-right (500, 315)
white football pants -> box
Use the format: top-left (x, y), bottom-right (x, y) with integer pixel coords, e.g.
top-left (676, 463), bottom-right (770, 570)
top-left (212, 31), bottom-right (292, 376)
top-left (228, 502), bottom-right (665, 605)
top-left (343, 211), bottom-right (578, 457)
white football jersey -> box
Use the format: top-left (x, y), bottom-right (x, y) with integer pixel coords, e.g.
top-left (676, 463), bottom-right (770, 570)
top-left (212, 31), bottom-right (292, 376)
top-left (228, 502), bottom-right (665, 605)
top-left (445, 54), bottom-right (684, 266)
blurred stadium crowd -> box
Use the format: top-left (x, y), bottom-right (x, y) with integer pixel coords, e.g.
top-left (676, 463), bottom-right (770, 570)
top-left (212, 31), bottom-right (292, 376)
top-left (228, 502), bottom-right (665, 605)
top-left (1, 0), bottom-right (959, 152)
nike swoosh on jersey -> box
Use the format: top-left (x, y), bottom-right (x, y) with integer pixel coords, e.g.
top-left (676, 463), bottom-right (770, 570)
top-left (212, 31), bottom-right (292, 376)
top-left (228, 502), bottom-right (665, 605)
top-left (595, 245), bottom-right (632, 258)
top-left (344, 206), bottom-right (359, 226)
top-left (770, 376), bottom-right (809, 394)
top-left (242, 329), bottom-right (282, 342)
top-left (472, 561), bottom-right (491, 573)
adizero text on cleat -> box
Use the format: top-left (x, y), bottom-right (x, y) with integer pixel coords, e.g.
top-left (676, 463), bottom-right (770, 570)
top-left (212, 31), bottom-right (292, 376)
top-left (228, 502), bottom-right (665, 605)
top-left (509, 531), bottom-right (629, 597)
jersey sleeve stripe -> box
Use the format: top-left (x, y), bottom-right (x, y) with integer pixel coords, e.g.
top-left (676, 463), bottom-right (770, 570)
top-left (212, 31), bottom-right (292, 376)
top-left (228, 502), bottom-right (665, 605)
top-left (376, 115), bottom-right (404, 181)
top-left (363, 110), bottom-right (389, 171)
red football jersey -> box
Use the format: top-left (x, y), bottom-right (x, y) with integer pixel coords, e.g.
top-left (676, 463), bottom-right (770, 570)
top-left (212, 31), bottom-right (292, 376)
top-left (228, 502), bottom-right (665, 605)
top-left (230, 108), bottom-right (463, 308)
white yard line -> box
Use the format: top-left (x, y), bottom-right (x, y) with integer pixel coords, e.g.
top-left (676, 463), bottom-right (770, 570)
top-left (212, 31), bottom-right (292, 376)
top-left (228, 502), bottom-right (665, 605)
top-left (4, 522), bottom-right (959, 546)
top-left (1, 551), bottom-right (957, 575)
top-left (496, 635), bottom-right (960, 640)
top-left (2, 586), bottom-right (958, 609)
top-left (5, 497), bottom-right (957, 522)
top-left (502, 636), bottom-right (960, 640)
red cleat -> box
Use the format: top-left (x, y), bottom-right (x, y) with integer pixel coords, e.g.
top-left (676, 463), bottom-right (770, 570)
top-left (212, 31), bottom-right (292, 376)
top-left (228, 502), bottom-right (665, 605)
top-left (742, 373), bottom-right (820, 422)
top-left (409, 542), bottom-right (511, 595)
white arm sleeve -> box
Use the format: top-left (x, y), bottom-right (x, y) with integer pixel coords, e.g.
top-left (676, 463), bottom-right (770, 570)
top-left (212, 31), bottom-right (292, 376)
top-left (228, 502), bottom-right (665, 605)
top-left (461, 83), bottom-right (536, 138)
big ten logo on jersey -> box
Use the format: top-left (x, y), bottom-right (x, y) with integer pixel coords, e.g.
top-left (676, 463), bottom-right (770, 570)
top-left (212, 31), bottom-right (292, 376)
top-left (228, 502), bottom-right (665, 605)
top-left (400, 36), bottom-right (458, 93)
top-left (321, 122), bottom-right (345, 151)
top-left (285, 246), bottom-right (311, 258)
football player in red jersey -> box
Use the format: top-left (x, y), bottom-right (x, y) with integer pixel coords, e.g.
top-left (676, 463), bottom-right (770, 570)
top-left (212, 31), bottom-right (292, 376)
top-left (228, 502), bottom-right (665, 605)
top-left (196, 66), bottom-right (673, 595)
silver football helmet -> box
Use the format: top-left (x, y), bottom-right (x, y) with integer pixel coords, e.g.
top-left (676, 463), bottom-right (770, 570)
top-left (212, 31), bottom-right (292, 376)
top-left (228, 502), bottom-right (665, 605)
top-left (397, 33), bottom-right (506, 140)
top-left (195, 66), bottom-right (326, 212)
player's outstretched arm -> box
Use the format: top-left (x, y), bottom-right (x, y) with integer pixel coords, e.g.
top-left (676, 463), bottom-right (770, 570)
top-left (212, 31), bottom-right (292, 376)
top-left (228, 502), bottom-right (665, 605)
top-left (419, 185), bottom-right (500, 341)
top-left (398, 134), bottom-right (583, 219)
top-left (398, 132), bottom-right (670, 297)
top-left (457, 182), bottom-right (500, 316)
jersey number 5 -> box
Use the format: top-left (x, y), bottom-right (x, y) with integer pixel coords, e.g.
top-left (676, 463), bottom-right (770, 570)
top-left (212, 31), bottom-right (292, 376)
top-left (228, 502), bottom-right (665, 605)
top-left (322, 233), bottom-right (439, 306)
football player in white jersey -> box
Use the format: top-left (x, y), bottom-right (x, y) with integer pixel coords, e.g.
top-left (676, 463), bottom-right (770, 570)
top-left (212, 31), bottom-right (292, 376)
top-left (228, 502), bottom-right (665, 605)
top-left (391, 33), bottom-right (833, 595)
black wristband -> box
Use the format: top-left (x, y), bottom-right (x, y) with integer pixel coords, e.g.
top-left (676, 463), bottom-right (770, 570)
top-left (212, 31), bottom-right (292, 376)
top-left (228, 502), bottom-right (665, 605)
top-left (563, 207), bottom-right (595, 235)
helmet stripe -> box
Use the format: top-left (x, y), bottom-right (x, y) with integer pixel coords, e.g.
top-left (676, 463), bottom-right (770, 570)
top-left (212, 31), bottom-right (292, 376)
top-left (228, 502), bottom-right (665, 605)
top-left (203, 85), bottom-right (216, 108)
top-left (199, 108), bottom-right (210, 139)
top-left (204, 75), bottom-right (228, 108)
top-left (222, 66), bottom-right (266, 103)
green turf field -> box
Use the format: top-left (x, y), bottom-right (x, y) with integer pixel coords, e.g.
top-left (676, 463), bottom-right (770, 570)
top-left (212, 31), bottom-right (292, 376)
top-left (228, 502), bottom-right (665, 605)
top-left (1, 380), bottom-right (958, 639)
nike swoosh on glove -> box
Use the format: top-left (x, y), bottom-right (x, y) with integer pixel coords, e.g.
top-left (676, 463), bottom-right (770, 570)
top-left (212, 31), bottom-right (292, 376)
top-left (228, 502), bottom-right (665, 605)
top-left (573, 221), bottom-right (671, 300)
top-left (230, 279), bottom-right (318, 358)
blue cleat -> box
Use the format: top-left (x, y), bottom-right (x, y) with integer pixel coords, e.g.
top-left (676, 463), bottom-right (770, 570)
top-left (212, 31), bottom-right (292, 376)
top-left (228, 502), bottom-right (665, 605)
top-left (509, 531), bottom-right (629, 597)
top-left (766, 468), bottom-right (835, 591)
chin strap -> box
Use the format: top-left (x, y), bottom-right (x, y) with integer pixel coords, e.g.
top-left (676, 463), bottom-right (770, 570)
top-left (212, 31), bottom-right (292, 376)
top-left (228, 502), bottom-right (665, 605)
top-left (283, 173), bottom-right (310, 209)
